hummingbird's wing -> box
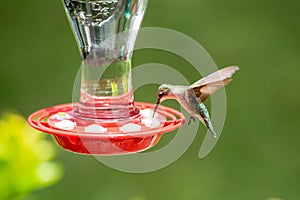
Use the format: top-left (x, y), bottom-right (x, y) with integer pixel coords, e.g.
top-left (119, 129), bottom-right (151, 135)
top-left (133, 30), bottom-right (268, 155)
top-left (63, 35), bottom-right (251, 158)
top-left (190, 66), bottom-right (239, 102)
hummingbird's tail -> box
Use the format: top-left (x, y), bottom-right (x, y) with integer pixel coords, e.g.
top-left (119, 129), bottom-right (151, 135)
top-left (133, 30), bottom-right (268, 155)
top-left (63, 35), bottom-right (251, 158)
top-left (197, 103), bottom-right (218, 139)
top-left (207, 124), bottom-right (218, 139)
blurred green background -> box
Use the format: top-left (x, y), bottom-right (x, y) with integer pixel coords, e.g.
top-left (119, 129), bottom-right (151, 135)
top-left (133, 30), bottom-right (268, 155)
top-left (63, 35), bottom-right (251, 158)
top-left (1, 0), bottom-right (300, 199)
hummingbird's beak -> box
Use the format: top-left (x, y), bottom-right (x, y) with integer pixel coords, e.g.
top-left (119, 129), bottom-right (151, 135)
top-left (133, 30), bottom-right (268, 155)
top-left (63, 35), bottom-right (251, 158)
top-left (153, 98), bottom-right (161, 118)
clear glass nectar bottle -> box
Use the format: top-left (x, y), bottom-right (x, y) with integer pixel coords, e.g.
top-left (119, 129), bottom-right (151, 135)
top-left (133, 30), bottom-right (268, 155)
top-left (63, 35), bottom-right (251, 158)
top-left (63, 0), bottom-right (148, 120)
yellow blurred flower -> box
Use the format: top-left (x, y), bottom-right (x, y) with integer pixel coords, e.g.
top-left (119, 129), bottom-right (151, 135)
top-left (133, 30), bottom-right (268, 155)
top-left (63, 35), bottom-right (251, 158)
top-left (0, 112), bottom-right (63, 200)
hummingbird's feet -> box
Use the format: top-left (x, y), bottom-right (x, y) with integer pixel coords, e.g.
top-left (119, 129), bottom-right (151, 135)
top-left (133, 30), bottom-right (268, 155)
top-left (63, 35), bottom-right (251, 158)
top-left (188, 116), bottom-right (196, 125)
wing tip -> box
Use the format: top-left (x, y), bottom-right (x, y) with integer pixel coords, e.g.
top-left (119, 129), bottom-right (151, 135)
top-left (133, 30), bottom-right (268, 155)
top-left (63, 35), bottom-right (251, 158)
top-left (227, 65), bottom-right (240, 72)
top-left (222, 65), bottom-right (239, 79)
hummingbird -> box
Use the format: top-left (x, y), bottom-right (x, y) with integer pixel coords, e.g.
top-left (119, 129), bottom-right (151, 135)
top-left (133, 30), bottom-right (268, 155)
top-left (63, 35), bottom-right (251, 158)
top-left (153, 66), bottom-right (239, 138)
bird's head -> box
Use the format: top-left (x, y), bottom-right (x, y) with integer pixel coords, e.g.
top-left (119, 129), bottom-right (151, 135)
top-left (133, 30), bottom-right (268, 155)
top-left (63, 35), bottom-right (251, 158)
top-left (153, 84), bottom-right (172, 117)
top-left (157, 84), bottom-right (172, 102)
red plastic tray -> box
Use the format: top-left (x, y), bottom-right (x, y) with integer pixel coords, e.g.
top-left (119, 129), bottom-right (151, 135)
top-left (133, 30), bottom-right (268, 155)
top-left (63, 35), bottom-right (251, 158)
top-left (28, 102), bottom-right (185, 155)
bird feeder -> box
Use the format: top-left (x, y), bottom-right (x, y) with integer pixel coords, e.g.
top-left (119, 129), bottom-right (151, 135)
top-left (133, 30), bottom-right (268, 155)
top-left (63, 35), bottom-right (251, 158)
top-left (28, 0), bottom-right (185, 155)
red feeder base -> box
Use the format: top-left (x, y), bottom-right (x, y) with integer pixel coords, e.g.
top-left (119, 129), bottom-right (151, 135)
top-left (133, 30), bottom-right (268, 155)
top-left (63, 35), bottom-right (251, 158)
top-left (28, 102), bottom-right (185, 155)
